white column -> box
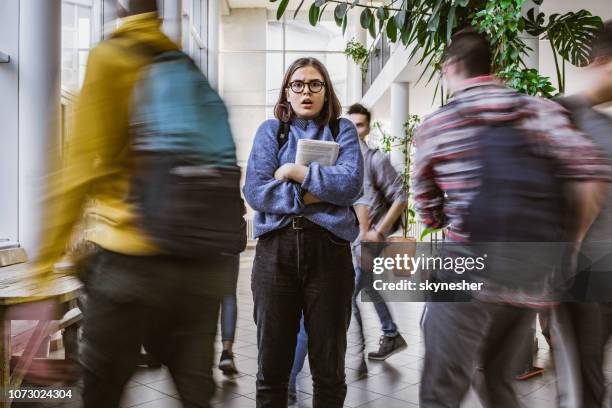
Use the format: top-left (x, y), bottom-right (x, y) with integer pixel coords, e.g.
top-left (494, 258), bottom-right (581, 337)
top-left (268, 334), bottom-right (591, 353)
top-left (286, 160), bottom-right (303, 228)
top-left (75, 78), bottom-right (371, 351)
top-left (345, 7), bottom-right (367, 104)
top-left (521, 1), bottom-right (540, 70)
top-left (389, 81), bottom-right (410, 172)
top-left (18, 0), bottom-right (62, 254)
top-left (0, 0), bottom-right (19, 244)
top-left (162, 0), bottom-right (183, 45)
top-left (207, 0), bottom-right (220, 90)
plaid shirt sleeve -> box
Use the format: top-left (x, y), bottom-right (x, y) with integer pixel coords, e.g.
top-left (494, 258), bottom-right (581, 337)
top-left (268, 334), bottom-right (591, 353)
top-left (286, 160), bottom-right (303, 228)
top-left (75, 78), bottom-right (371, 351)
top-left (413, 122), bottom-right (447, 229)
top-left (373, 151), bottom-right (408, 205)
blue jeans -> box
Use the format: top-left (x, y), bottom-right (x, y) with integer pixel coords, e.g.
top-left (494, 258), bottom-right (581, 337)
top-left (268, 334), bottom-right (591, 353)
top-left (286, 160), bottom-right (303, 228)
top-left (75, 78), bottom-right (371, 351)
top-left (351, 242), bottom-right (398, 336)
top-left (221, 255), bottom-right (239, 342)
top-left (221, 294), bottom-right (237, 342)
top-left (289, 316), bottom-right (308, 393)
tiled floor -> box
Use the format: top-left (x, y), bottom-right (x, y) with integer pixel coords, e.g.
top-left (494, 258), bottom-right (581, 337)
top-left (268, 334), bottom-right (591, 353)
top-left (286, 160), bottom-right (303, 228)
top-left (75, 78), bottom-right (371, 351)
top-left (113, 249), bottom-right (592, 407)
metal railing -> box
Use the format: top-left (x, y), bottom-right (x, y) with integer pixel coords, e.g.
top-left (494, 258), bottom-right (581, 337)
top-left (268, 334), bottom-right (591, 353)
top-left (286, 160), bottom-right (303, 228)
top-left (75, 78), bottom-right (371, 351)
top-left (362, 31), bottom-right (392, 96)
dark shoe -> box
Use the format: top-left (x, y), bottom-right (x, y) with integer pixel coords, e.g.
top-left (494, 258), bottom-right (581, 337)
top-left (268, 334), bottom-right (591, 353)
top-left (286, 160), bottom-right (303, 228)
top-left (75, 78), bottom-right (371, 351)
top-left (287, 389), bottom-right (297, 405)
top-left (367, 334), bottom-right (407, 361)
top-left (219, 350), bottom-right (238, 375)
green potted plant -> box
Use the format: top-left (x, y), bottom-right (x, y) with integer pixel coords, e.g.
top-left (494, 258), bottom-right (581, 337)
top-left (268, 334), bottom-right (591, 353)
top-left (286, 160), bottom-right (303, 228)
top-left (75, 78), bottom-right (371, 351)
top-left (344, 38), bottom-right (369, 80)
top-left (375, 116), bottom-right (421, 276)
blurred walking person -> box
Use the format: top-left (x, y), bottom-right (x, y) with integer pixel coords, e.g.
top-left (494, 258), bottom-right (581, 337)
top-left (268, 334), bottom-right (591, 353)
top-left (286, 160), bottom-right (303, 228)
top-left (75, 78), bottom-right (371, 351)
top-left (553, 20), bottom-right (612, 408)
top-left (33, 1), bottom-right (245, 406)
top-left (244, 57), bottom-right (363, 408)
top-left (348, 103), bottom-right (408, 359)
top-left (414, 29), bottom-right (608, 408)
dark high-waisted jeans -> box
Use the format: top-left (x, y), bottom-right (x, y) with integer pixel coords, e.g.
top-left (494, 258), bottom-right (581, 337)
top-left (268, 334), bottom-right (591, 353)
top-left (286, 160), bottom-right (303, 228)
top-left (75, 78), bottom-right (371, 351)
top-left (251, 220), bottom-right (355, 408)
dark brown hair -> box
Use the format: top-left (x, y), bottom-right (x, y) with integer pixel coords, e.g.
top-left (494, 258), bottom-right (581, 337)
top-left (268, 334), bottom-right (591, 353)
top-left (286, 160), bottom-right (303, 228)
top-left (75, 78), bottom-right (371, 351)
top-left (274, 57), bottom-right (342, 127)
top-left (443, 29), bottom-right (493, 77)
top-left (591, 20), bottom-right (612, 61)
top-left (347, 103), bottom-right (371, 124)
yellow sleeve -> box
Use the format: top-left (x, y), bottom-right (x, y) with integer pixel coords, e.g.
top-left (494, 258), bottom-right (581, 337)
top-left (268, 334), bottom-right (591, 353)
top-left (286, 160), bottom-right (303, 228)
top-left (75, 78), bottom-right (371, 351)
top-left (35, 43), bottom-right (133, 271)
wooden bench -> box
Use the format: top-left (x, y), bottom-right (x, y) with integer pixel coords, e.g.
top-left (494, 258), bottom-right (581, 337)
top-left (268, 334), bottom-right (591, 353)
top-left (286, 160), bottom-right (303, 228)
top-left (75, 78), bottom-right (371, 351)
top-left (0, 246), bottom-right (83, 407)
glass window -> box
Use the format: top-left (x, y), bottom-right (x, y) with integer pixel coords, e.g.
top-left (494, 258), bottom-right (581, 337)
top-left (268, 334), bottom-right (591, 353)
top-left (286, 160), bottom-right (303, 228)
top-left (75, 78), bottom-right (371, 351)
top-left (61, 1), bottom-right (95, 91)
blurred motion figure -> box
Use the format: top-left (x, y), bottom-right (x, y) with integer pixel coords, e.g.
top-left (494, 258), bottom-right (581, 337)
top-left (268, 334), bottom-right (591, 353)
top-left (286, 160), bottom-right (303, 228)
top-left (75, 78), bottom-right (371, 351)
top-left (34, 0), bottom-right (243, 407)
top-left (553, 20), bottom-right (612, 408)
top-left (414, 29), bottom-right (608, 408)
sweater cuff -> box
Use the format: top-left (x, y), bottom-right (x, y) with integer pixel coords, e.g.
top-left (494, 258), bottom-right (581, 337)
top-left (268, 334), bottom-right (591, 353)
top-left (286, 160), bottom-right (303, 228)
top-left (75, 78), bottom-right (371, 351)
top-left (300, 163), bottom-right (316, 192)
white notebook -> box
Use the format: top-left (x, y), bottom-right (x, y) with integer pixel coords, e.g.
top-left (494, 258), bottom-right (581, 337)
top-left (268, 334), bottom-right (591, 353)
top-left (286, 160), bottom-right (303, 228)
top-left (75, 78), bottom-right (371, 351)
top-left (295, 139), bottom-right (340, 167)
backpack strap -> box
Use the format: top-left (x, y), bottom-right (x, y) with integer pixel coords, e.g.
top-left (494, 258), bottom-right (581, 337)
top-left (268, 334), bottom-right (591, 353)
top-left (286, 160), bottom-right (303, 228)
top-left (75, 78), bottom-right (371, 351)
top-left (276, 121), bottom-right (291, 149)
top-left (276, 119), bottom-right (341, 149)
top-left (329, 119), bottom-right (340, 140)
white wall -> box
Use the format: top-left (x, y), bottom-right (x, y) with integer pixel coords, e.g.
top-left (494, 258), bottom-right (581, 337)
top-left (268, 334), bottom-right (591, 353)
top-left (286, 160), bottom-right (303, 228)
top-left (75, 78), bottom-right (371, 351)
top-left (221, 8), bottom-right (268, 169)
top-left (0, 0), bottom-right (19, 243)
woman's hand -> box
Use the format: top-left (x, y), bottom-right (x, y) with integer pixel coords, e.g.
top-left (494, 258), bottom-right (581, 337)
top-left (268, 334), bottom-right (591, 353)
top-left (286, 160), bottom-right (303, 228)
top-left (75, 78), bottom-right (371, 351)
top-left (274, 163), bottom-right (296, 181)
top-left (362, 228), bottom-right (385, 242)
top-left (274, 163), bottom-right (309, 183)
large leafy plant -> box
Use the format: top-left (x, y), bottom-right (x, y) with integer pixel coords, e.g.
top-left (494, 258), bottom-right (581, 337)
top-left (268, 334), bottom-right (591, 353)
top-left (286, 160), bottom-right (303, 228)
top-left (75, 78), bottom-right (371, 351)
top-left (273, 0), bottom-right (603, 98)
top-left (524, 7), bottom-right (603, 93)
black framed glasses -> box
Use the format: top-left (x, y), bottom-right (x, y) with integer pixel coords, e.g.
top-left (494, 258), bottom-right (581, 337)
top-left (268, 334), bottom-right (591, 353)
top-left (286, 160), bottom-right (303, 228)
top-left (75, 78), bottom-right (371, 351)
top-left (288, 80), bottom-right (325, 94)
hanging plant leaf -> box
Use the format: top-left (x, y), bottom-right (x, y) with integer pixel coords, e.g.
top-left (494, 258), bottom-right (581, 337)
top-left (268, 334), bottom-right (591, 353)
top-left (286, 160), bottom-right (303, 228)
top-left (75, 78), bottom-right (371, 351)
top-left (386, 15), bottom-right (398, 43)
top-left (335, 2), bottom-right (348, 22)
top-left (352, 0), bottom-right (360, 7)
top-left (376, 6), bottom-right (389, 21)
top-left (394, 10), bottom-right (407, 29)
top-left (314, 0), bottom-right (326, 7)
top-left (523, 8), bottom-right (547, 36)
top-left (446, 4), bottom-right (456, 42)
top-left (318, 3), bottom-right (328, 22)
top-left (292, 0), bottom-right (306, 18)
top-left (368, 12), bottom-right (377, 38)
top-left (427, 13), bottom-right (440, 33)
top-left (546, 10), bottom-right (603, 67)
top-left (430, 0), bottom-right (444, 19)
top-left (309, 3), bottom-right (321, 26)
top-left (276, 0), bottom-right (290, 20)
top-left (360, 8), bottom-right (373, 29)
top-left (342, 14), bottom-right (348, 35)
top-left (377, 6), bottom-right (389, 31)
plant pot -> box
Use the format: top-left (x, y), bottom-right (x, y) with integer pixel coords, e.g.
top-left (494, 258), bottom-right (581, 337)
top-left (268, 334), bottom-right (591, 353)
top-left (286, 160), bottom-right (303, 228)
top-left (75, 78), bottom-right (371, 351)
top-left (383, 236), bottom-right (417, 277)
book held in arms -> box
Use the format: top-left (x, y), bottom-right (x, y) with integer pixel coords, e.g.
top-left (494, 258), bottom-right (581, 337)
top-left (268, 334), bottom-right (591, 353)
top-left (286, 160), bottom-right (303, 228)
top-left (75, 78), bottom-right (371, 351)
top-left (295, 139), bottom-right (339, 167)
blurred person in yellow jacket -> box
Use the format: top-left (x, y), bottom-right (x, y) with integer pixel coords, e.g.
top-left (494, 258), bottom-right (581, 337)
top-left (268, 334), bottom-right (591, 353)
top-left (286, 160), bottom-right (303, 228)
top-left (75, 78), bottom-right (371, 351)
top-left (34, 1), bottom-right (232, 406)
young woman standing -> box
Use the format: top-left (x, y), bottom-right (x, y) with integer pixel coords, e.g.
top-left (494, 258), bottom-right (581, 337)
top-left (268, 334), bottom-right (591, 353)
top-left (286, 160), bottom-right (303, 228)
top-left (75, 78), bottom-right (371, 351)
top-left (244, 57), bottom-right (363, 407)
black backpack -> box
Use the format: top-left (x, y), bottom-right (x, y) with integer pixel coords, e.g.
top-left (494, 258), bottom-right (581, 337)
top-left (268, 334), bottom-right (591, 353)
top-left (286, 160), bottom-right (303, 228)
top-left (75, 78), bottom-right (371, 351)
top-left (461, 125), bottom-right (570, 296)
top-left (129, 49), bottom-right (246, 258)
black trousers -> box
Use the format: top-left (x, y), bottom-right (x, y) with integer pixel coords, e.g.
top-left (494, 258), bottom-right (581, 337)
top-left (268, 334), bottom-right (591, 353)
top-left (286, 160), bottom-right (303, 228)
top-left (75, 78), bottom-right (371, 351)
top-left (553, 303), bottom-right (612, 408)
top-left (420, 301), bottom-right (535, 408)
top-left (80, 248), bottom-right (230, 408)
top-left (252, 226), bottom-right (354, 408)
